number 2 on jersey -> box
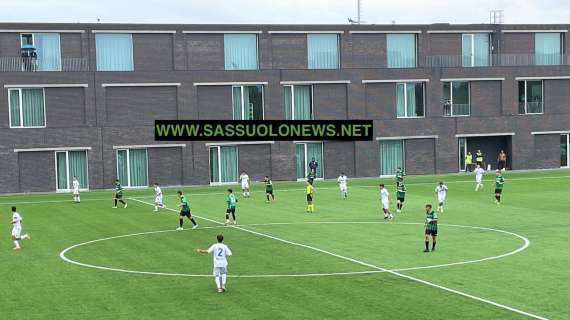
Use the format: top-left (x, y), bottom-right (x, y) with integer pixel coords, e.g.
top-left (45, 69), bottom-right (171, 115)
top-left (217, 248), bottom-right (223, 257)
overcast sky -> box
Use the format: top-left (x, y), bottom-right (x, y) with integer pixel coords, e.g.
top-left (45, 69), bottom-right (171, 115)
top-left (1, 0), bottom-right (569, 25)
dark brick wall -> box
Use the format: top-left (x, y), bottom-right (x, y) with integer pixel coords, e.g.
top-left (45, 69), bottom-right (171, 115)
top-left (105, 86), bottom-right (178, 125)
top-left (18, 151), bottom-right (55, 192)
top-left (534, 134), bottom-right (562, 168)
top-left (313, 84), bottom-right (348, 119)
top-left (405, 139), bottom-right (436, 175)
top-left (148, 147), bottom-right (183, 186)
top-left (237, 144), bottom-right (271, 182)
top-left (60, 33), bottom-right (83, 59)
top-left (350, 34), bottom-right (386, 68)
top-left (187, 34), bottom-right (224, 70)
top-left (544, 79), bottom-right (570, 114)
top-left (45, 87), bottom-right (86, 127)
top-left (270, 34), bottom-right (306, 69)
top-left (197, 86), bottom-right (232, 119)
top-left (470, 81), bottom-right (502, 117)
top-left (134, 34), bottom-right (174, 71)
top-left (324, 141), bottom-right (355, 179)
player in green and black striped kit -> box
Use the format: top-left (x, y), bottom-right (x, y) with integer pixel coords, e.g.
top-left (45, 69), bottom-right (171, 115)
top-left (494, 170), bottom-right (505, 204)
top-left (396, 181), bottom-right (406, 213)
top-left (424, 204), bottom-right (438, 252)
top-left (112, 179), bottom-right (127, 208)
top-left (264, 176), bottom-right (275, 203)
top-left (395, 167), bottom-right (405, 185)
top-left (225, 189), bottom-right (238, 225)
top-left (176, 191), bottom-right (198, 230)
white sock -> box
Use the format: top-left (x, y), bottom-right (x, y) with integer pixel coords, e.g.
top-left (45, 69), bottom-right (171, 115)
top-left (14, 240), bottom-right (20, 248)
top-left (77, 196), bottom-right (80, 202)
top-left (215, 276), bottom-right (222, 289)
top-left (22, 234), bottom-right (29, 240)
top-left (222, 274), bottom-right (227, 286)
top-left (154, 206), bottom-right (158, 210)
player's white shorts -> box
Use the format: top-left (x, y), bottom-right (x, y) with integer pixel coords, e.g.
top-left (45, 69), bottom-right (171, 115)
top-left (476, 178), bottom-right (482, 184)
top-left (381, 200), bottom-right (390, 209)
top-left (73, 188), bottom-right (80, 195)
top-left (213, 267), bottom-right (228, 276)
top-left (438, 196), bottom-right (446, 204)
top-left (12, 226), bottom-right (21, 238)
top-left (339, 185), bottom-right (347, 193)
top-left (241, 182), bottom-right (249, 190)
top-left (155, 195), bottom-right (163, 205)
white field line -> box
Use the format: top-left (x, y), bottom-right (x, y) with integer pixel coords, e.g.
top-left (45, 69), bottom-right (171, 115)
top-left (4, 174), bottom-right (570, 205)
top-left (128, 198), bottom-right (548, 320)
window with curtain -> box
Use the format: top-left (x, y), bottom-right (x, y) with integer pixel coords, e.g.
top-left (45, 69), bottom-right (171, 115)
top-left (232, 85), bottom-right (264, 120)
top-left (96, 33), bottom-right (134, 71)
top-left (295, 143), bottom-right (324, 179)
top-left (396, 82), bottom-right (424, 118)
top-left (307, 34), bottom-right (339, 69)
top-left (535, 33), bottom-right (561, 65)
top-left (561, 134), bottom-right (569, 167)
top-left (387, 34), bottom-right (416, 68)
top-left (462, 33), bottom-right (490, 67)
top-left (379, 140), bottom-right (404, 176)
top-left (55, 150), bottom-right (88, 191)
top-left (224, 34), bottom-right (258, 70)
top-left (9, 88), bottom-right (45, 128)
top-left (283, 85), bottom-right (313, 120)
top-left (209, 146), bottom-right (238, 184)
top-left (21, 33), bottom-right (61, 71)
top-left (518, 80), bottom-right (544, 114)
top-left (116, 149), bottom-right (148, 187)
top-left (443, 81), bottom-right (470, 116)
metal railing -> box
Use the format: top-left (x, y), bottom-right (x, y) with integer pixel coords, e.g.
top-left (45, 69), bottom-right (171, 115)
top-left (443, 103), bottom-right (470, 117)
top-left (0, 57), bottom-right (89, 72)
top-left (518, 101), bottom-right (544, 114)
top-left (425, 54), bottom-right (570, 68)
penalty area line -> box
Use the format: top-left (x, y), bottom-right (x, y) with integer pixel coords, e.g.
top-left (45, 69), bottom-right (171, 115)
top-left (129, 198), bottom-right (549, 320)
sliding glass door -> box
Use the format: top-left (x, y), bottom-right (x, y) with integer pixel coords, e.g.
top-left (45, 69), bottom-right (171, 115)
top-left (562, 134), bottom-right (569, 168)
top-left (55, 150), bottom-right (88, 191)
top-left (379, 140), bottom-right (405, 176)
top-left (209, 146), bottom-right (238, 184)
top-left (295, 142), bottom-right (324, 179)
top-left (458, 137), bottom-right (467, 171)
top-left (116, 149), bottom-right (148, 187)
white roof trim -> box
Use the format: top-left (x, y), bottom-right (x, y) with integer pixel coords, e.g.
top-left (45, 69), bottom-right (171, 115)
top-left (501, 29), bottom-right (567, 33)
top-left (440, 77), bottom-right (505, 82)
top-left (205, 141), bottom-right (275, 146)
top-left (427, 30), bottom-right (493, 34)
top-left (92, 30), bottom-right (176, 34)
top-left (280, 80), bottom-right (351, 85)
top-left (102, 83), bottom-right (181, 87)
top-left (183, 30), bottom-right (262, 34)
top-left (531, 130), bottom-right (570, 135)
top-left (349, 30), bottom-right (422, 34)
top-left (268, 30), bottom-right (344, 34)
top-left (113, 144), bottom-right (186, 149)
top-left (4, 84), bottom-right (88, 88)
top-left (515, 76), bottom-right (570, 80)
top-left (363, 79), bottom-right (430, 84)
top-left (0, 29), bottom-right (85, 33)
top-left (14, 147), bottom-right (92, 152)
top-left (194, 81), bottom-right (268, 86)
top-left (455, 133), bottom-right (515, 137)
top-left (376, 135), bottom-right (438, 141)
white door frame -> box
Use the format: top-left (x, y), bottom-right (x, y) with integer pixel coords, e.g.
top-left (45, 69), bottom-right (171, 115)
top-left (55, 150), bottom-right (89, 192)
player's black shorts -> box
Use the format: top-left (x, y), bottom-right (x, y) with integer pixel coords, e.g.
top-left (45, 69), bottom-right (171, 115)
top-left (397, 197), bottom-right (405, 203)
top-left (180, 210), bottom-right (192, 217)
top-left (266, 190), bottom-right (273, 195)
top-left (226, 207), bottom-right (235, 214)
top-left (115, 193), bottom-right (123, 199)
top-left (425, 229), bottom-right (438, 236)
top-left (495, 189), bottom-right (503, 194)
top-left (306, 194), bottom-right (313, 202)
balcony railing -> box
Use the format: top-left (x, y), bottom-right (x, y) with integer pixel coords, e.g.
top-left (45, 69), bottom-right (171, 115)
top-left (518, 101), bottom-right (544, 114)
top-left (426, 54), bottom-right (570, 68)
top-left (443, 103), bottom-right (470, 117)
top-left (0, 57), bottom-right (89, 72)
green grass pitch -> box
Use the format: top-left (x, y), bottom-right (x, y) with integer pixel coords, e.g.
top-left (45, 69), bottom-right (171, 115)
top-left (1, 169), bottom-right (569, 320)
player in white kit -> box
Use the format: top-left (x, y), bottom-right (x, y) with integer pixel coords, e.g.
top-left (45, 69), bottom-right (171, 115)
top-left (239, 171), bottom-right (250, 198)
top-left (153, 183), bottom-right (165, 212)
top-left (379, 184), bottom-right (393, 220)
top-left (10, 207), bottom-right (31, 250)
top-left (337, 172), bottom-right (348, 199)
top-left (197, 234), bottom-right (233, 293)
top-left (474, 165), bottom-right (485, 191)
top-left (72, 176), bottom-right (81, 203)
top-left (435, 182), bottom-right (449, 212)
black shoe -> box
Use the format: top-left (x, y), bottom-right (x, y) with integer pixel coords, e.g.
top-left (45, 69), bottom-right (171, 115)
top-left (423, 249), bottom-right (430, 253)
top-left (431, 248), bottom-right (436, 252)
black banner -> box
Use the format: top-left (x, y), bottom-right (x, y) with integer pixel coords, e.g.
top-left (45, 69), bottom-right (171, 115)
top-left (155, 120), bottom-right (373, 141)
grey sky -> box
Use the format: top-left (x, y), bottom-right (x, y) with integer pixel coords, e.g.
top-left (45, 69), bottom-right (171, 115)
top-left (1, 0), bottom-right (569, 24)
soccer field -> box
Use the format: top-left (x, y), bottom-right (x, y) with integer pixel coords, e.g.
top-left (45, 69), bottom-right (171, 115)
top-left (1, 170), bottom-right (569, 320)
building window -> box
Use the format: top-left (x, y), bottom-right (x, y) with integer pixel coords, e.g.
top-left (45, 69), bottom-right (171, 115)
top-left (379, 140), bottom-right (404, 176)
top-left (443, 81), bottom-right (470, 116)
top-left (8, 88), bottom-right (46, 128)
top-left (295, 142), bottom-right (324, 180)
top-left (518, 80), bottom-right (544, 114)
top-left (56, 150), bottom-right (89, 191)
top-left (535, 33), bottom-right (562, 65)
top-left (209, 146), bottom-right (238, 184)
top-left (232, 85), bottom-right (264, 120)
top-left (387, 33), bottom-right (416, 68)
top-left (462, 33), bottom-right (490, 67)
top-left (307, 34), bottom-right (339, 69)
top-left (458, 137), bottom-right (467, 171)
top-left (20, 33), bottom-right (61, 71)
top-left (224, 34), bottom-right (258, 70)
top-left (116, 149), bottom-right (148, 187)
top-left (561, 134), bottom-right (569, 168)
top-left (96, 33), bottom-right (134, 71)
top-left (283, 85), bottom-right (313, 120)
top-left (396, 82), bottom-right (424, 118)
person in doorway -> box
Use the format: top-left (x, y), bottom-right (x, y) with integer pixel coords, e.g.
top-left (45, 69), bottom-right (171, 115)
top-left (476, 150), bottom-right (484, 167)
top-left (465, 152), bottom-right (473, 172)
top-left (497, 150), bottom-right (507, 172)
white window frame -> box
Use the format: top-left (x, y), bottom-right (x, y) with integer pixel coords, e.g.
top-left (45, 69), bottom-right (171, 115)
top-left (462, 33), bottom-right (491, 67)
top-left (116, 148), bottom-right (149, 188)
top-left (378, 139), bottom-right (406, 177)
top-left (20, 32), bottom-right (62, 71)
top-left (563, 134), bottom-right (570, 168)
top-left (295, 142), bottom-right (324, 181)
top-left (223, 34), bottom-right (259, 71)
top-left (285, 85), bottom-right (314, 120)
top-left (519, 80), bottom-right (544, 115)
top-left (231, 85), bottom-right (265, 120)
top-left (20, 33), bottom-right (34, 47)
top-left (307, 33), bottom-right (340, 69)
top-left (444, 81), bottom-right (471, 117)
top-left (7, 88), bottom-right (47, 128)
top-left (458, 137), bottom-right (467, 172)
top-left (208, 145), bottom-right (239, 185)
top-left (54, 150), bottom-right (89, 192)
top-left (396, 82), bottom-right (425, 119)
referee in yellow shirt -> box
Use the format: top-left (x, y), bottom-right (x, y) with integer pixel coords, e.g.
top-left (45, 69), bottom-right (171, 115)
top-left (306, 181), bottom-right (315, 213)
